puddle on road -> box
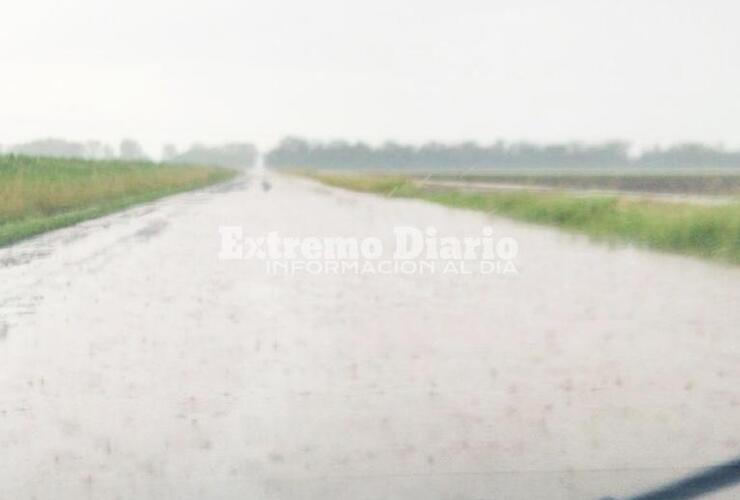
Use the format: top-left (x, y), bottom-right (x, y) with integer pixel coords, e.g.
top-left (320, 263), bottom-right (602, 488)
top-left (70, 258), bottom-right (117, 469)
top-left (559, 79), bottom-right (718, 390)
top-left (204, 178), bottom-right (251, 194)
top-left (0, 294), bottom-right (44, 341)
top-left (0, 247), bottom-right (54, 268)
top-left (133, 219), bottom-right (169, 242)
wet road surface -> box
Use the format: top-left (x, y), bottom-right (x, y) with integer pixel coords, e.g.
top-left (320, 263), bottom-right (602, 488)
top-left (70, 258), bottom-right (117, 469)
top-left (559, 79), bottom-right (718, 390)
top-left (1, 173), bottom-right (739, 499)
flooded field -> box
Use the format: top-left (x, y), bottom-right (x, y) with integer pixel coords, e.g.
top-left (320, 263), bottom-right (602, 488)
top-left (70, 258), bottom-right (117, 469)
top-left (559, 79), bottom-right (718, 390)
top-left (426, 170), bottom-right (740, 196)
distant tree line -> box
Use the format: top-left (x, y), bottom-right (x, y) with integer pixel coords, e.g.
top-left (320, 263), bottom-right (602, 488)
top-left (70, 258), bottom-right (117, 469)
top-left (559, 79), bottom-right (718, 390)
top-left (1, 138), bottom-right (257, 168)
top-left (6, 136), bottom-right (740, 169)
top-left (161, 143), bottom-right (257, 168)
top-left (266, 137), bottom-right (740, 169)
top-left (4, 138), bottom-right (148, 161)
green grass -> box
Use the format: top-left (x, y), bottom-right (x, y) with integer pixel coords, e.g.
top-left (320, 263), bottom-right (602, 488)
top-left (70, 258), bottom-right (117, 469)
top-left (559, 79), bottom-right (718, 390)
top-left (0, 155), bottom-right (236, 247)
top-left (306, 172), bottom-right (740, 265)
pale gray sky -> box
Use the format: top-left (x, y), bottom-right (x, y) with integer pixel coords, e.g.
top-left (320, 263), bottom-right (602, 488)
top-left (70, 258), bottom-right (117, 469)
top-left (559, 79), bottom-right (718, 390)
top-left (1, 0), bottom-right (738, 155)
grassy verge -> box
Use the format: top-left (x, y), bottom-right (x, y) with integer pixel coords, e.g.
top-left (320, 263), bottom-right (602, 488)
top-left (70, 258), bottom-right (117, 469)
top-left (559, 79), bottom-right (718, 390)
top-left (305, 172), bottom-right (740, 265)
top-left (0, 155), bottom-right (237, 247)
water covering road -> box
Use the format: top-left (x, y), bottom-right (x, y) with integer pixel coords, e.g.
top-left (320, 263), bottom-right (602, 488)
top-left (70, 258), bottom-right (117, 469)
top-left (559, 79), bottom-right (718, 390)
top-left (0, 172), bottom-right (739, 499)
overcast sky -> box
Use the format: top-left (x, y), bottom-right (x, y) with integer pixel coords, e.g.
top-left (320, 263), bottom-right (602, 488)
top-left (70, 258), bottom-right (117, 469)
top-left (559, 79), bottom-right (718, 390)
top-left (1, 0), bottom-right (738, 155)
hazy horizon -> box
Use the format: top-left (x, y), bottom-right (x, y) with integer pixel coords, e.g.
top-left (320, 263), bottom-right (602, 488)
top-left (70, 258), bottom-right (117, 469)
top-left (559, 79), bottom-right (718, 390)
top-left (2, 0), bottom-right (739, 155)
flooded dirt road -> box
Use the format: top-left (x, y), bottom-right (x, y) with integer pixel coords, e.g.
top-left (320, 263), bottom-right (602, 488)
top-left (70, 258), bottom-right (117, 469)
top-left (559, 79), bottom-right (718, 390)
top-left (1, 173), bottom-right (739, 499)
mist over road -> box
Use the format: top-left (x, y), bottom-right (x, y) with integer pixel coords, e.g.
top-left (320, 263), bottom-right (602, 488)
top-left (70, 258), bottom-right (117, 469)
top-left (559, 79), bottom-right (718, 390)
top-left (0, 173), bottom-right (738, 500)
